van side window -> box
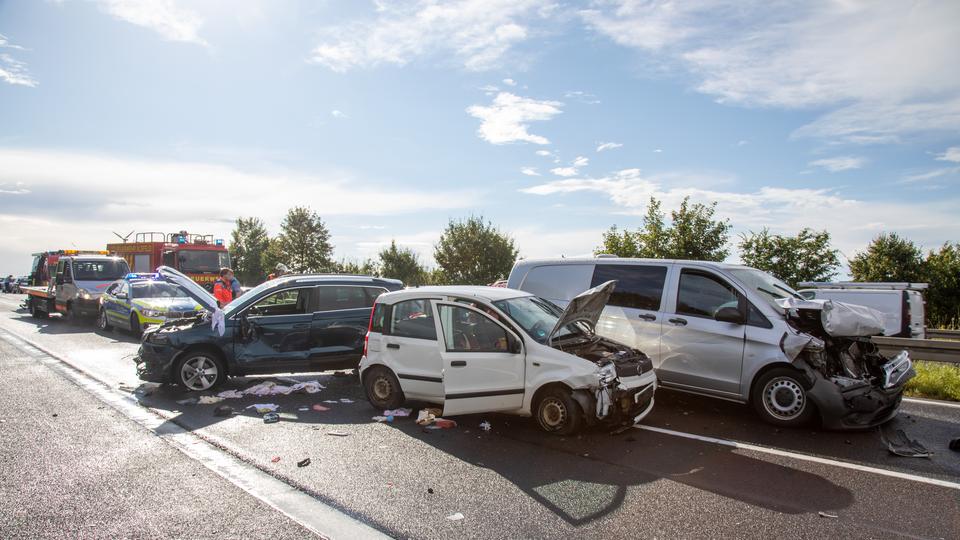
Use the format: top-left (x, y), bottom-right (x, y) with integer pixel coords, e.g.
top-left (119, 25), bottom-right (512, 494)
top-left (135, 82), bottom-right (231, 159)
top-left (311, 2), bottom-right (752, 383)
top-left (390, 299), bottom-right (437, 340)
top-left (438, 305), bottom-right (509, 352)
top-left (677, 270), bottom-right (738, 319)
top-left (520, 264), bottom-right (595, 302)
top-left (249, 288), bottom-right (310, 317)
top-left (591, 264), bottom-right (667, 311)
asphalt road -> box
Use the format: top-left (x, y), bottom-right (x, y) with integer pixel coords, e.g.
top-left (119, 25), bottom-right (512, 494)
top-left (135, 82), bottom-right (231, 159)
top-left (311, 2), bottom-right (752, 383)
top-left (1, 293), bottom-right (958, 539)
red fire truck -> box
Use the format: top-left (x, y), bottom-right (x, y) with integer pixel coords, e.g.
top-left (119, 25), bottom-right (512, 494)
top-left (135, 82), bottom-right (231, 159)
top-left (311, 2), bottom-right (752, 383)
top-left (107, 231), bottom-right (231, 289)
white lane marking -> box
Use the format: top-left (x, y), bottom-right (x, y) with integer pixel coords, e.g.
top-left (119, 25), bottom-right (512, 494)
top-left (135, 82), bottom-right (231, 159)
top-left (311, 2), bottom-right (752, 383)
top-left (635, 425), bottom-right (960, 491)
top-left (0, 329), bottom-right (392, 540)
top-left (903, 397), bottom-right (960, 409)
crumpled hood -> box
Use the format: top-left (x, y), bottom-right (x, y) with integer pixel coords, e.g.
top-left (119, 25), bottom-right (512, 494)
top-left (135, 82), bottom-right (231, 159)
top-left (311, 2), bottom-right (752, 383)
top-left (156, 266), bottom-right (218, 313)
top-left (548, 280), bottom-right (616, 343)
top-left (132, 297), bottom-right (203, 312)
top-left (776, 297), bottom-right (886, 337)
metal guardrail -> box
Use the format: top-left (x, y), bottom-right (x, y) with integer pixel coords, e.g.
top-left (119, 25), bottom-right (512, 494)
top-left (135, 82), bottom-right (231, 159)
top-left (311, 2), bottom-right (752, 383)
top-left (873, 336), bottom-right (960, 365)
top-left (925, 328), bottom-right (960, 340)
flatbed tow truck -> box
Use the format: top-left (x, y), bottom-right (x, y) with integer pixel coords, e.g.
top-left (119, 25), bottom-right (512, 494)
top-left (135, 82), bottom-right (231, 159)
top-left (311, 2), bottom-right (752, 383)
top-left (23, 250), bottom-right (131, 322)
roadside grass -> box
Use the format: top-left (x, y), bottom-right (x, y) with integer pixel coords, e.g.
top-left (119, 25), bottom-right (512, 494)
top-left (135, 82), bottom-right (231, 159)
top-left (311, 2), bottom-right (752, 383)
top-left (904, 361), bottom-right (960, 402)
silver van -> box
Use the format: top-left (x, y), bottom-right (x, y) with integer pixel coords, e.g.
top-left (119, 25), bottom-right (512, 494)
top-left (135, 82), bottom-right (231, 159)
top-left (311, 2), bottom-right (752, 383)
top-left (508, 257), bottom-right (914, 429)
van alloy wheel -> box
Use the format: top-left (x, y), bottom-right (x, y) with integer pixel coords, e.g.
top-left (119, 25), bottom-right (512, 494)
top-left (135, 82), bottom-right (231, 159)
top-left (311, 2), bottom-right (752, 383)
top-left (762, 377), bottom-right (806, 420)
top-left (180, 355), bottom-right (219, 391)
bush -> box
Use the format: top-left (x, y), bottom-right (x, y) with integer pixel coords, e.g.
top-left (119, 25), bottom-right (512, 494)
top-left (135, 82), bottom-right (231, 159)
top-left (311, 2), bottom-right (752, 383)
top-left (904, 361), bottom-right (960, 402)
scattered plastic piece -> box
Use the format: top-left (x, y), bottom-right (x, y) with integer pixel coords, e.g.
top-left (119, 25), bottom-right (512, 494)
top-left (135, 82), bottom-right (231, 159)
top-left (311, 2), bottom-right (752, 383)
top-left (446, 512), bottom-right (464, 521)
top-left (818, 511), bottom-right (838, 519)
top-left (216, 390), bottom-right (244, 399)
top-left (479, 421), bottom-right (491, 431)
top-left (339, 398), bottom-right (355, 403)
top-left (322, 400), bottom-right (339, 404)
top-left (297, 458), bottom-right (311, 467)
top-left (881, 428), bottom-right (932, 458)
top-left (327, 430), bottom-right (349, 437)
top-left (263, 412), bottom-right (280, 424)
top-left (433, 418), bottom-right (457, 429)
top-left (298, 406), bottom-right (310, 412)
top-left (247, 403), bottom-right (280, 414)
top-left (372, 416), bottom-right (391, 423)
top-left (213, 405), bottom-right (234, 417)
top-left (271, 456), bottom-right (281, 463)
top-left (312, 404), bottom-right (330, 412)
top-left (384, 408), bottom-right (412, 417)
top-left (198, 395), bottom-right (223, 405)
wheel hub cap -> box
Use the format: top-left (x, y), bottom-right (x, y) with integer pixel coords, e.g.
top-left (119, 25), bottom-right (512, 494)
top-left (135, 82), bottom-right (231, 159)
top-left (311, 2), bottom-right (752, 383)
top-left (764, 378), bottom-right (805, 419)
top-left (541, 399), bottom-right (566, 428)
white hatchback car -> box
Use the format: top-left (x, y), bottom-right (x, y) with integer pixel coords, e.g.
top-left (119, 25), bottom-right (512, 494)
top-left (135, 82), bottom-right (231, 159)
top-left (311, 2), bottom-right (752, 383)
top-left (358, 282), bottom-right (658, 434)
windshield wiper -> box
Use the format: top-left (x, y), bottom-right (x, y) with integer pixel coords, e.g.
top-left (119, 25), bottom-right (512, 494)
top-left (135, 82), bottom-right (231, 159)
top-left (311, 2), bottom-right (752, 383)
top-left (772, 283), bottom-right (803, 300)
top-left (756, 286), bottom-right (784, 299)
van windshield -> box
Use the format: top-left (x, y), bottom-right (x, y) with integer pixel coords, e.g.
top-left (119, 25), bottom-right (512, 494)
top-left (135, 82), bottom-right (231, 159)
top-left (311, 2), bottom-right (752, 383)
top-left (729, 268), bottom-right (803, 310)
top-left (73, 259), bottom-right (130, 281)
top-left (493, 295), bottom-right (584, 344)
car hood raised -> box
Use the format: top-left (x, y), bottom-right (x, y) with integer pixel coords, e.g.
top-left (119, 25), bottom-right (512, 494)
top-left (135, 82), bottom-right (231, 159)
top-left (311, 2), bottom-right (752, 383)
top-left (547, 280), bottom-right (616, 343)
top-left (157, 266), bottom-right (218, 313)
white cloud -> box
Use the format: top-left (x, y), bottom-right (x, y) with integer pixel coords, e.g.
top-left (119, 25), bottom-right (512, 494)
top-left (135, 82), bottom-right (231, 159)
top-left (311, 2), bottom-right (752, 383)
top-left (502, 78), bottom-right (516, 86)
top-left (809, 156), bottom-right (866, 172)
top-left (584, 1), bottom-right (960, 142)
top-left (937, 147), bottom-right (960, 163)
top-left (572, 156), bottom-right (589, 167)
top-left (653, 148), bottom-right (662, 153)
top-left (596, 142), bottom-right (622, 152)
top-left (550, 167), bottom-right (578, 177)
top-left (331, 109), bottom-right (349, 119)
top-left (519, 167), bottom-right (960, 261)
top-left (535, 150), bottom-right (553, 157)
top-left (901, 167), bottom-right (960, 184)
top-left (0, 34), bottom-right (36, 87)
top-left (466, 92), bottom-right (563, 145)
top-left (520, 167), bottom-right (540, 176)
top-left (563, 90), bottom-right (601, 104)
top-left (96, 0), bottom-right (207, 45)
top-left (309, 0), bottom-right (553, 72)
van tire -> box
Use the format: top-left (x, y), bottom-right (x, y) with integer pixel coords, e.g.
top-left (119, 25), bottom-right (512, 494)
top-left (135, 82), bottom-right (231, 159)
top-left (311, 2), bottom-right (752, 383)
top-left (364, 366), bottom-right (405, 410)
top-left (752, 367), bottom-right (816, 428)
top-left (535, 388), bottom-right (583, 435)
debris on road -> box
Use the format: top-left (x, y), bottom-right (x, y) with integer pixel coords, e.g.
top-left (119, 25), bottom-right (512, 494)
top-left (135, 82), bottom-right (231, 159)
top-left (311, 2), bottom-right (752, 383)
top-left (427, 488), bottom-right (434, 494)
top-left (818, 511), bottom-right (839, 519)
top-left (372, 416), bottom-right (393, 423)
top-left (417, 408), bottom-right (442, 426)
top-left (446, 512), bottom-right (464, 521)
top-left (327, 430), bottom-right (349, 437)
top-left (297, 458), bottom-right (311, 467)
top-left (176, 398), bottom-right (198, 406)
top-left (271, 456), bottom-right (281, 463)
top-left (881, 428), bottom-right (932, 458)
top-left (263, 412), bottom-right (280, 424)
top-left (241, 380), bottom-right (325, 397)
top-left (213, 405), bottom-right (234, 417)
top-left (426, 418), bottom-right (457, 430)
top-left (298, 406), bottom-right (310, 412)
top-left (248, 403), bottom-right (280, 414)
top-left (339, 398), bottom-right (355, 403)
top-left (311, 404), bottom-right (330, 412)
top-left (385, 408), bottom-right (412, 417)
top-left (949, 438), bottom-right (960, 451)
top-left (197, 396), bottom-right (224, 405)
top-left (479, 421), bottom-right (491, 431)
top-left (322, 400), bottom-right (339, 404)
top-left (216, 390), bottom-right (244, 399)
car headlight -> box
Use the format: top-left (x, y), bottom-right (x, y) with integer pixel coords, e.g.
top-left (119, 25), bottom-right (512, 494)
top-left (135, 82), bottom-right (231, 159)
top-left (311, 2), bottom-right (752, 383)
top-left (597, 362), bottom-right (617, 385)
top-left (141, 309), bottom-right (165, 318)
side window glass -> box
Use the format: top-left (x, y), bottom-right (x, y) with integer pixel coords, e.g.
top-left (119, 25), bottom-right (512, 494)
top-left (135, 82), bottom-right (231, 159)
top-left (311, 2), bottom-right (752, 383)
top-left (390, 299), bottom-right (437, 340)
top-left (119, 282), bottom-right (129, 297)
top-left (590, 264), bottom-right (668, 311)
top-left (747, 302), bottom-right (772, 328)
top-left (438, 305), bottom-right (509, 352)
top-left (316, 286), bottom-right (372, 311)
top-left (521, 264), bottom-right (595, 302)
top-left (370, 302), bottom-right (389, 333)
top-left (249, 288), bottom-right (309, 317)
top-left (363, 287), bottom-right (387, 306)
top-left (676, 270), bottom-right (739, 318)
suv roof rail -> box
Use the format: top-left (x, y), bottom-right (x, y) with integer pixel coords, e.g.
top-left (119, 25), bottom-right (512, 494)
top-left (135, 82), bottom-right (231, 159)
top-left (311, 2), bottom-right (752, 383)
top-left (595, 253), bottom-right (618, 258)
top-left (797, 281), bottom-right (929, 291)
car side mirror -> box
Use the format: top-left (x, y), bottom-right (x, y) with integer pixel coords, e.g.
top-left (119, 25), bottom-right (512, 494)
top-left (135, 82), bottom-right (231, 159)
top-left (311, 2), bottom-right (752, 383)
top-left (715, 306), bottom-right (744, 324)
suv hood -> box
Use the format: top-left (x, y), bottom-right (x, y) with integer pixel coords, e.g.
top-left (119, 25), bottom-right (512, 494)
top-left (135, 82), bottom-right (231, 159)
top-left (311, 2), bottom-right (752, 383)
top-left (157, 266), bottom-right (218, 313)
top-left (548, 280), bottom-right (616, 343)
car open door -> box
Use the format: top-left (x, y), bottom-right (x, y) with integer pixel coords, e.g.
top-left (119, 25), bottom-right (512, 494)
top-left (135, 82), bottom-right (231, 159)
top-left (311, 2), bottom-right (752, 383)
top-left (436, 302), bottom-right (526, 416)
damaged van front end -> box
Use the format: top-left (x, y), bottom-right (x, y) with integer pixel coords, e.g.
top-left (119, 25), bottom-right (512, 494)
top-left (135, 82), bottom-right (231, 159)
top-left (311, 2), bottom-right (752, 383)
top-left (779, 298), bottom-right (915, 430)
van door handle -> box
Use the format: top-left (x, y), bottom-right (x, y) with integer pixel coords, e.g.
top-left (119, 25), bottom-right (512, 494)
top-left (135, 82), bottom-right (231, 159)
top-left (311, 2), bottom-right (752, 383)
top-left (450, 360), bottom-right (467, 367)
top-left (386, 343), bottom-right (400, 349)
top-left (668, 317), bottom-right (688, 326)
top-left (638, 314), bottom-right (656, 321)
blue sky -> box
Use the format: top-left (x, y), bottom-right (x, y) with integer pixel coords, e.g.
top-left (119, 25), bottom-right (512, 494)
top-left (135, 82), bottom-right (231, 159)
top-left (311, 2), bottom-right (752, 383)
top-left (2, 0), bottom-right (958, 277)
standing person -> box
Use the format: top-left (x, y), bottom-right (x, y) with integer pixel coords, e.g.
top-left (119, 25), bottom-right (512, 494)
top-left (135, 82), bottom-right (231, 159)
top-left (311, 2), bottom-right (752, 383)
top-left (267, 263), bottom-right (290, 281)
top-left (230, 274), bottom-right (243, 298)
top-left (213, 268), bottom-right (235, 308)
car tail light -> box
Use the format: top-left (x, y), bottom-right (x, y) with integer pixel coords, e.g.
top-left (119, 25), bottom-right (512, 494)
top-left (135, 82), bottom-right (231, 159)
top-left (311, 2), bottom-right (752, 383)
top-left (363, 301), bottom-right (376, 357)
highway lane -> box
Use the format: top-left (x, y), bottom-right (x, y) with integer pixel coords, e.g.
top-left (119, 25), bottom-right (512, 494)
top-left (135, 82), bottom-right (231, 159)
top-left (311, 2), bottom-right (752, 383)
top-left (1, 293), bottom-right (958, 539)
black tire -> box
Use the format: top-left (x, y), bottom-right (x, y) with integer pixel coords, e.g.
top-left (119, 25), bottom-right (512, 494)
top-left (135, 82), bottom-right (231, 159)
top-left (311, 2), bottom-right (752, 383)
top-left (29, 298), bottom-right (48, 319)
top-left (363, 366), bottom-right (405, 410)
top-left (97, 308), bottom-right (113, 331)
top-left (129, 313), bottom-right (142, 337)
top-left (175, 351), bottom-right (226, 392)
top-left (751, 367), bottom-right (817, 428)
top-left (535, 388), bottom-right (584, 435)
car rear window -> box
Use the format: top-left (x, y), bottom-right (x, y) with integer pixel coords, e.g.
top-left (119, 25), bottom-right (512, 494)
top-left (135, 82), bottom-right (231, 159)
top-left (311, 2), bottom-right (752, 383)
top-left (590, 264), bottom-right (667, 311)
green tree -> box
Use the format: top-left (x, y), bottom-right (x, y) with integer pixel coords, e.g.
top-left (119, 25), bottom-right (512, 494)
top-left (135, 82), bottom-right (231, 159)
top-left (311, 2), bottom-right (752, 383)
top-left (924, 243), bottom-right (960, 327)
top-left (738, 228), bottom-right (840, 287)
top-left (596, 196), bottom-right (731, 261)
top-left (379, 240), bottom-right (427, 286)
top-left (434, 216), bottom-right (519, 285)
top-left (336, 258), bottom-right (380, 276)
top-left (228, 217), bottom-right (270, 285)
top-left (260, 237), bottom-right (285, 277)
top-left (275, 207), bottom-right (334, 273)
top-left (849, 233), bottom-right (925, 282)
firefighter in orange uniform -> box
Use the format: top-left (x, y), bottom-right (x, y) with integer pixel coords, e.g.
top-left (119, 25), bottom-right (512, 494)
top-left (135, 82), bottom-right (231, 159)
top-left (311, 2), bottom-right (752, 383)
top-left (213, 268), bottom-right (235, 307)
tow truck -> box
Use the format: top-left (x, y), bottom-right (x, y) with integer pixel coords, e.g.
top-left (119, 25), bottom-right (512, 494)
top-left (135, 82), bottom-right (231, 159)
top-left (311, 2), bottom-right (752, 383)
top-left (23, 250), bottom-right (131, 322)
top-left (107, 231), bottom-right (231, 290)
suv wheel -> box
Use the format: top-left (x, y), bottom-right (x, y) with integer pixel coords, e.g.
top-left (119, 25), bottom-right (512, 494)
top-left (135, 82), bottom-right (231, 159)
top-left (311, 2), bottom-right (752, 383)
top-left (97, 308), bottom-right (113, 331)
top-left (752, 367), bottom-right (816, 428)
top-left (176, 352), bottom-right (226, 391)
top-left (364, 366), bottom-right (405, 410)
top-left (536, 388), bottom-right (583, 435)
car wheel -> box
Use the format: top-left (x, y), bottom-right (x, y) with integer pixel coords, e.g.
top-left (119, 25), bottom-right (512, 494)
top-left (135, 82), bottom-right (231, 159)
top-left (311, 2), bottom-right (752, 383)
top-left (536, 388), bottom-right (583, 435)
top-left (752, 367), bottom-right (816, 428)
top-left (97, 308), bottom-right (113, 331)
top-left (176, 352), bottom-right (226, 392)
top-left (364, 366), bottom-right (405, 410)
top-left (129, 313), bottom-right (142, 337)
